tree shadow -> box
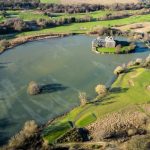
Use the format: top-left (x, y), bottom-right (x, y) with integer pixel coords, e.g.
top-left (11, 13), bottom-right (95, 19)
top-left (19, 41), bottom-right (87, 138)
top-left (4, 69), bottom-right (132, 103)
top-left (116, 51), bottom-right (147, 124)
top-left (0, 62), bottom-right (12, 69)
top-left (135, 46), bottom-right (150, 53)
top-left (89, 95), bottom-right (116, 105)
top-left (40, 83), bottom-right (68, 94)
top-left (0, 66), bottom-right (7, 69)
top-left (110, 87), bottom-right (128, 94)
top-left (101, 100), bottom-right (116, 105)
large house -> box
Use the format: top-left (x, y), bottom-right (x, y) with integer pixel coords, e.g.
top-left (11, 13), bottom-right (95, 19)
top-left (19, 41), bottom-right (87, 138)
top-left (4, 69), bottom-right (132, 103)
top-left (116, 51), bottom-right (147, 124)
top-left (92, 36), bottom-right (116, 48)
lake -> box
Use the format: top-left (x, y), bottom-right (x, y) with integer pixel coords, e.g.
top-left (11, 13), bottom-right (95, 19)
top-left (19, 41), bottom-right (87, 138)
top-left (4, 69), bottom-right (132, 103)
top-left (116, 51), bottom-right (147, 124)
top-left (0, 35), bottom-right (149, 145)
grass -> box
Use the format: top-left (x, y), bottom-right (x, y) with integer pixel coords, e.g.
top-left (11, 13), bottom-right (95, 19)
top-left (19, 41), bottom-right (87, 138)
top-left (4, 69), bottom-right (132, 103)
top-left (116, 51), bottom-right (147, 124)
top-left (43, 121), bottom-right (71, 143)
top-left (0, 9), bottom-right (139, 23)
top-left (14, 14), bottom-right (150, 38)
top-left (76, 113), bottom-right (97, 127)
top-left (52, 9), bottom-right (139, 19)
top-left (97, 47), bottom-right (116, 53)
top-left (97, 46), bottom-right (132, 53)
top-left (43, 66), bottom-right (150, 143)
top-left (0, 10), bottom-right (50, 23)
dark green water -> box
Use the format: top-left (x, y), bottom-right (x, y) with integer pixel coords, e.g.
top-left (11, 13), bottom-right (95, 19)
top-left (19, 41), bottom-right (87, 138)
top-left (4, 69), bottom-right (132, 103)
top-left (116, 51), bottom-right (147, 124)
top-left (0, 35), bottom-right (149, 145)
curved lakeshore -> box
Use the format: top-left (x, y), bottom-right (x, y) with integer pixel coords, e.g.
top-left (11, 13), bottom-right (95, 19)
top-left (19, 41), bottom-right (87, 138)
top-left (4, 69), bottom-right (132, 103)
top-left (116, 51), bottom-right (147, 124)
top-left (0, 35), bottom-right (149, 146)
top-left (1, 1), bottom-right (150, 149)
top-left (2, 55), bottom-right (150, 150)
top-left (0, 27), bottom-right (148, 55)
top-left (0, 33), bottom-right (75, 54)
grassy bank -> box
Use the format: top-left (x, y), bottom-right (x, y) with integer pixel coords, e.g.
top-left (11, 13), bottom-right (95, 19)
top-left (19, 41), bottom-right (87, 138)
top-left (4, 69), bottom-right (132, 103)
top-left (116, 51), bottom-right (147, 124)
top-left (14, 14), bottom-right (150, 37)
top-left (43, 65), bottom-right (150, 143)
top-left (97, 45), bottom-right (135, 54)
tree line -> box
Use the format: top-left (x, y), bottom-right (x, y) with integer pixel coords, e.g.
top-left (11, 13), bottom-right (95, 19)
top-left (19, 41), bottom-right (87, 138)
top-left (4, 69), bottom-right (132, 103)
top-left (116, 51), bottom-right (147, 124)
top-left (0, 10), bottom-right (138, 35)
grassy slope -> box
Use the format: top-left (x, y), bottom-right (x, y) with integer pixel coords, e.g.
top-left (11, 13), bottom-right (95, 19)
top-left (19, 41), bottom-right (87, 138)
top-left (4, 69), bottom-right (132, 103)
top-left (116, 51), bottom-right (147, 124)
top-left (43, 66), bottom-right (150, 143)
top-left (16, 14), bottom-right (150, 37)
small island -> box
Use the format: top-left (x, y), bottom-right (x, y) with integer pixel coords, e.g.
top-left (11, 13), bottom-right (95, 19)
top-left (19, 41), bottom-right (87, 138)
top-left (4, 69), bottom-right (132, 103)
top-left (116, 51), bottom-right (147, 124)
top-left (92, 36), bottom-right (136, 54)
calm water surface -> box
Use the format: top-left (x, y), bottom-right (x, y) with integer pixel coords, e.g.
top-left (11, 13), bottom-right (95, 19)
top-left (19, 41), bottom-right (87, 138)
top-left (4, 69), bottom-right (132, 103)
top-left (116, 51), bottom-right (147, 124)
top-left (0, 35), bottom-right (149, 145)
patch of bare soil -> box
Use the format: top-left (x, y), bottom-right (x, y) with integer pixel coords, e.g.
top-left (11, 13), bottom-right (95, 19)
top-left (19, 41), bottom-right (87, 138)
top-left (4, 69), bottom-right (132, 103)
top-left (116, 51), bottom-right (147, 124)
top-left (61, 0), bottom-right (139, 5)
top-left (86, 106), bottom-right (149, 142)
top-left (115, 22), bottom-right (150, 33)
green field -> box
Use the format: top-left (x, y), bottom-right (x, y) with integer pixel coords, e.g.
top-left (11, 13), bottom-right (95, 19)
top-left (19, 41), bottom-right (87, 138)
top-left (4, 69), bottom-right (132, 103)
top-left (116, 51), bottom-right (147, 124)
top-left (97, 46), bottom-right (133, 53)
top-left (1, 9), bottom-right (149, 40)
top-left (14, 13), bottom-right (150, 38)
top-left (0, 9), bottom-right (138, 23)
top-left (0, 10), bottom-right (50, 23)
top-left (43, 66), bottom-right (150, 144)
top-left (97, 47), bottom-right (116, 53)
top-left (52, 9), bottom-right (139, 19)
top-left (43, 122), bottom-right (71, 143)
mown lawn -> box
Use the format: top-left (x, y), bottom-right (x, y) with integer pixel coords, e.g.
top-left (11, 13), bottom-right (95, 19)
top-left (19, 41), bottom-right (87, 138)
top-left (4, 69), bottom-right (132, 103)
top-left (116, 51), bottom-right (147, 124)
top-left (43, 121), bottom-right (71, 143)
top-left (97, 47), bottom-right (116, 53)
top-left (97, 46), bottom-right (132, 53)
top-left (43, 66), bottom-right (150, 143)
top-left (76, 113), bottom-right (97, 127)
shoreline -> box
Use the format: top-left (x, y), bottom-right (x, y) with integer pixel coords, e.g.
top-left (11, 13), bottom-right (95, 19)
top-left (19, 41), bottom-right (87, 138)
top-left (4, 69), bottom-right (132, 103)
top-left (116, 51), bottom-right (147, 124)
top-left (0, 28), bottom-right (147, 55)
top-left (0, 32), bottom-right (77, 55)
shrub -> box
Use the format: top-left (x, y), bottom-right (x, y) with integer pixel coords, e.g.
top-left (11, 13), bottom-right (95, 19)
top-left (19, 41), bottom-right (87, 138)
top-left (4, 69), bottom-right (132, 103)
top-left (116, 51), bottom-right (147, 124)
top-left (79, 92), bottom-right (88, 106)
top-left (114, 66), bottom-right (124, 75)
top-left (115, 44), bottom-right (122, 54)
top-left (127, 128), bottom-right (137, 137)
top-left (0, 45), bottom-right (5, 52)
top-left (127, 61), bottom-right (134, 67)
top-left (13, 19), bottom-right (26, 31)
top-left (126, 135), bottom-right (150, 150)
top-left (143, 55), bottom-right (150, 67)
top-left (129, 42), bottom-right (136, 50)
top-left (0, 39), bottom-right (10, 47)
top-left (8, 131), bottom-right (26, 149)
top-left (135, 58), bottom-right (143, 65)
top-left (27, 81), bottom-right (40, 95)
top-left (7, 120), bottom-right (38, 149)
top-left (98, 27), bottom-right (109, 36)
top-left (95, 84), bottom-right (107, 96)
top-left (23, 120), bottom-right (38, 137)
top-left (0, 39), bottom-right (10, 52)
